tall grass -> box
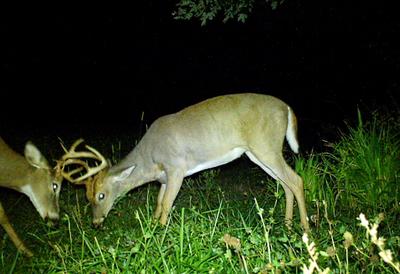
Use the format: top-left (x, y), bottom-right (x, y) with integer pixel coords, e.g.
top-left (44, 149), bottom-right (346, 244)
top-left (295, 109), bottom-right (400, 273)
top-left (330, 110), bottom-right (400, 215)
top-left (296, 109), bottom-right (400, 221)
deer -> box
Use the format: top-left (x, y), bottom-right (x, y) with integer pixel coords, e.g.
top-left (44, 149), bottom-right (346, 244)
top-left (0, 137), bottom-right (62, 257)
top-left (60, 93), bottom-right (310, 231)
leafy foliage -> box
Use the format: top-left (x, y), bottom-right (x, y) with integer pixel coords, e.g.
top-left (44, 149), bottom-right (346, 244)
top-left (173, 0), bottom-right (285, 25)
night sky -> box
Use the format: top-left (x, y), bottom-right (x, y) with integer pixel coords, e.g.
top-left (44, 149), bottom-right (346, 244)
top-left (1, 1), bottom-right (399, 152)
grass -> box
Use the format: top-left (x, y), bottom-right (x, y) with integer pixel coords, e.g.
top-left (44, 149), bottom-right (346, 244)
top-left (1, 110), bottom-right (399, 273)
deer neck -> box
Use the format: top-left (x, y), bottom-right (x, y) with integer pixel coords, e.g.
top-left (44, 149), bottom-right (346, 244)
top-left (0, 163), bottom-right (34, 191)
top-left (116, 149), bottom-right (162, 193)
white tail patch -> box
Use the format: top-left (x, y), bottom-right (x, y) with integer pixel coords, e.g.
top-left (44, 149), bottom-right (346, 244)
top-left (286, 107), bottom-right (299, 153)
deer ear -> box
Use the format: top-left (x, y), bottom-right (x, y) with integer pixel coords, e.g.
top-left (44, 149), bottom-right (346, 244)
top-left (115, 165), bottom-right (136, 182)
top-left (24, 141), bottom-right (49, 169)
top-left (85, 177), bottom-right (95, 202)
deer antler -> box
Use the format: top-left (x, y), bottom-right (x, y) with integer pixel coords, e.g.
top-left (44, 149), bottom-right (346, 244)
top-left (57, 138), bottom-right (108, 183)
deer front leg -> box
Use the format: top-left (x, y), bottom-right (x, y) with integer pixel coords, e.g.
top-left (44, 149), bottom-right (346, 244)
top-left (159, 170), bottom-right (184, 225)
top-left (0, 202), bottom-right (33, 257)
top-left (154, 183), bottom-right (166, 220)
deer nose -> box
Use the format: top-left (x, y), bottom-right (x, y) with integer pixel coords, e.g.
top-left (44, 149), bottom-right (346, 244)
top-left (45, 215), bottom-right (60, 227)
top-left (47, 211), bottom-right (60, 221)
top-left (92, 217), bottom-right (105, 228)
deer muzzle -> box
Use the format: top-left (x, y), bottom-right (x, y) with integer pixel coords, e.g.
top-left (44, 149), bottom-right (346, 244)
top-left (45, 212), bottom-right (60, 227)
top-left (92, 217), bottom-right (105, 228)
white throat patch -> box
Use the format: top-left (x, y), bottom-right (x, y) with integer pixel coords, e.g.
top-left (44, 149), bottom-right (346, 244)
top-left (20, 184), bottom-right (46, 219)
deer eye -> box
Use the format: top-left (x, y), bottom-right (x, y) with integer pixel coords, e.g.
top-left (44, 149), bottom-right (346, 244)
top-left (52, 183), bottom-right (58, 192)
top-left (98, 193), bottom-right (105, 201)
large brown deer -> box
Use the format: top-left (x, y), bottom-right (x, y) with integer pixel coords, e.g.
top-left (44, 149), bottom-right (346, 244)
top-left (61, 93), bottom-right (310, 231)
top-left (0, 137), bottom-right (62, 256)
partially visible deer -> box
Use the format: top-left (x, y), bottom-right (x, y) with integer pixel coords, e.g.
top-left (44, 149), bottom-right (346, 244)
top-left (0, 137), bottom-right (62, 257)
top-left (60, 93), bottom-right (310, 231)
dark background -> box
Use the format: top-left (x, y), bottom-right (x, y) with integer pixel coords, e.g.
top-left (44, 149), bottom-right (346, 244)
top-left (1, 1), bottom-right (399, 152)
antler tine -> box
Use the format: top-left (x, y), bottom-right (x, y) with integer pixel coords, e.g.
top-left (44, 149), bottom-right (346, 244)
top-left (59, 158), bottom-right (89, 184)
top-left (69, 138), bottom-right (85, 152)
top-left (61, 140), bottom-right (101, 161)
top-left (85, 144), bottom-right (107, 163)
top-left (62, 167), bottom-right (85, 184)
top-left (58, 139), bottom-right (109, 183)
top-left (59, 138), bottom-right (84, 154)
top-left (72, 145), bottom-right (108, 182)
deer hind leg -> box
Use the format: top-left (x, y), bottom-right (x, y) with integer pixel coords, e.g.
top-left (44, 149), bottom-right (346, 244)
top-left (281, 183), bottom-right (294, 227)
top-left (0, 201), bottom-right (33, 257)
top-left (246, 151), bottom-right (309, 231)
top-left (159, 170), bottom-right (185, 225)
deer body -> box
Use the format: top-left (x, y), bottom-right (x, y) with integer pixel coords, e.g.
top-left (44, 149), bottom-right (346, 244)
top-left (0, 137), bottom-right (61, 256)
top-left (75, 93), bottom-right (309, 231)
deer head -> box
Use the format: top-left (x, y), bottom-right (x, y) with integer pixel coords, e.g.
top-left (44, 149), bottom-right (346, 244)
top-left (57, 138), bottom-right (111, 226)
top-left (0, 137), bottom-right (62, 256)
